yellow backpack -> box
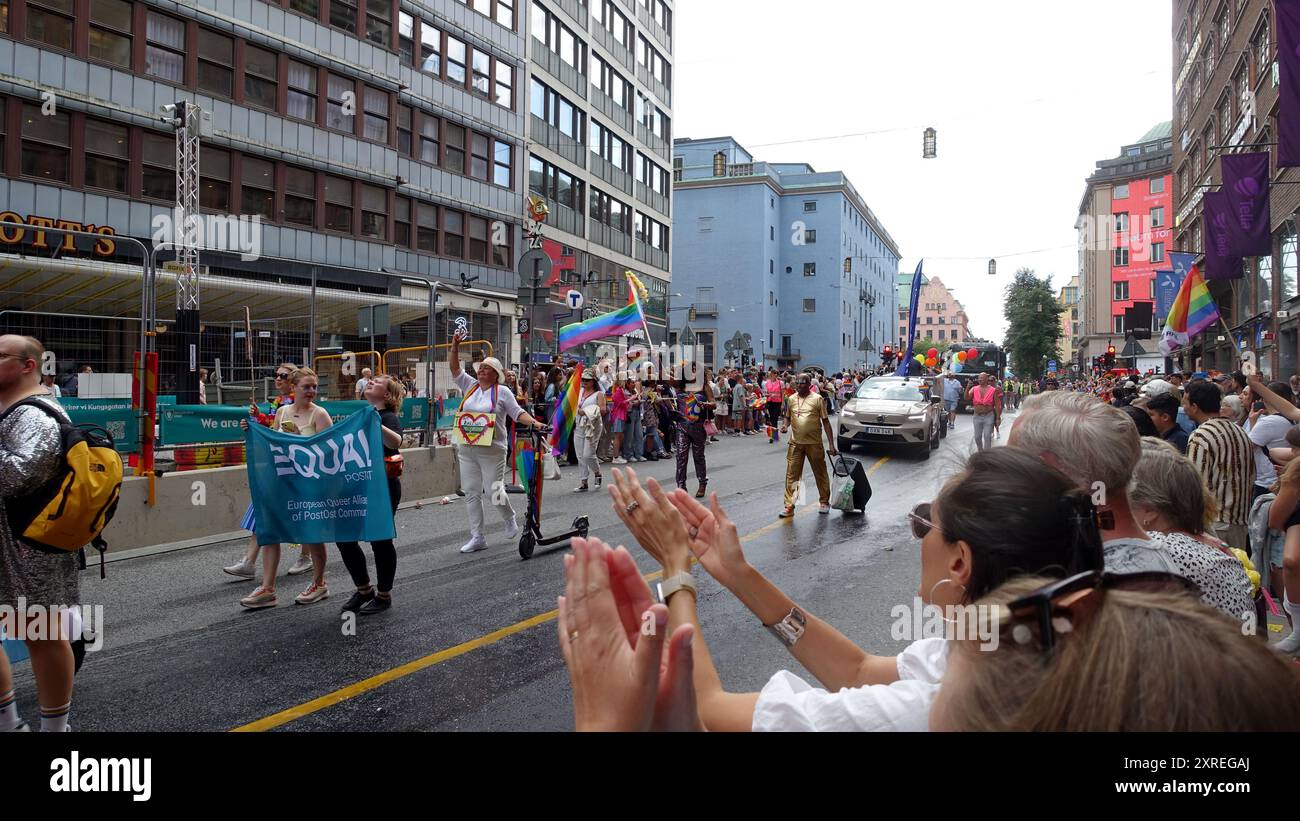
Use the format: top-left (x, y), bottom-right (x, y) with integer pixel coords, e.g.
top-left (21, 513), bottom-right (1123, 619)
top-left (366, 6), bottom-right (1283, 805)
top-left (3, 399), bottom-right (123, 577)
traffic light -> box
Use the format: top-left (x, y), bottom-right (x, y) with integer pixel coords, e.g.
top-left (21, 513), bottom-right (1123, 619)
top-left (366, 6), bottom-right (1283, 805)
top-left (896, 349), bottom-right (905, 361)
top-left (882, 345), bottom-right (893, 360)
top-left (1104, 345), bottom-right (1116, 370)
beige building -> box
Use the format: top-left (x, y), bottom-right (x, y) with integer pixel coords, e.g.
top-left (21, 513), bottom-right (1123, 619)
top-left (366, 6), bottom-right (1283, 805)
top-left (897, 274), bottom-right (971, 347)
top-left (1059, 275), bottom-right (1081, 367)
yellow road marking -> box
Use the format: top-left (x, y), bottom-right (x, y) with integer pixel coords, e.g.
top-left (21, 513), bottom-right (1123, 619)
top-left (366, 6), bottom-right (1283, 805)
top-left (233, 456), bottom-right (890, 731)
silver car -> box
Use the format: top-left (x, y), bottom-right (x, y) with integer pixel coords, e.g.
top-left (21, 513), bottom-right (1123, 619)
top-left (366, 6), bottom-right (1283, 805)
top-left (836, 376), bottom-right (943, 459)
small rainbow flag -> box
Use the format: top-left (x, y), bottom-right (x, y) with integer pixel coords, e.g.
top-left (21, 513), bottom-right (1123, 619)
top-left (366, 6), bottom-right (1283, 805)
top-left (558, 302), bottom-right (644, 352)
top-left (548, 364), bottom-right (583, 456)
top-left (1160, 263), bottom-right (1221, 355)
top-left (515, 437), bottom-right (536, 495)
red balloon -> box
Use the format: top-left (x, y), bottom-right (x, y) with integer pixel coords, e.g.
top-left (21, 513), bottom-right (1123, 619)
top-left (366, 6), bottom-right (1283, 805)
top-left (926, 348), bottom-right (938, 359)
top-left (967, 348), bottom-right (978, 360)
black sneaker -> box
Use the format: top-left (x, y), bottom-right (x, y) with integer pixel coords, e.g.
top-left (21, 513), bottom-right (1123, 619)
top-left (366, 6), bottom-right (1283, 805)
top-left (359, 595), bottom-right (392, 615)
top-left (341, 589), bottom-right (375, 613)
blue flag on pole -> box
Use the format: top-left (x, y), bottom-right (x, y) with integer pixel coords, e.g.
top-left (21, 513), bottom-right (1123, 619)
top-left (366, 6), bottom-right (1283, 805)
top-left (896, 260), bottom-right (924, 377)
top-left (245, 410), bottom-right (395, 545)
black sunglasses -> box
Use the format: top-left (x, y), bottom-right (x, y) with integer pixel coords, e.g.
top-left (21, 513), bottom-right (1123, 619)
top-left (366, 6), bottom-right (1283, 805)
top-left (907, 502), bottom-right (943, 540)
top-left (275, 372), bottom-right (291, 379)
top-left (1003, 570), bottom-right (1199, 653)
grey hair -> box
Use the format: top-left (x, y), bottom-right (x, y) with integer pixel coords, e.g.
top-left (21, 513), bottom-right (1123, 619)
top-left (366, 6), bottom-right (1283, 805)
top-left (1220, 394), bottom-right (1246, 424)
top-left (1013, 391), bottom-right (1140, 491)
top-left (1128, 436), bottom-right (1216, 533)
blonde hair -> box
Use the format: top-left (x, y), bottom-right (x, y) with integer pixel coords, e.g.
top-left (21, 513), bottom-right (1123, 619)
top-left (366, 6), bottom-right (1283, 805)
top-left (291, 367), bottom-right (318, 385)
top-left (1129, 436), bottom-right (1218, 533)
top-left (373, 374), bottom-right (405, 413)
top-left (941, 576), bottom-right (1300, 731)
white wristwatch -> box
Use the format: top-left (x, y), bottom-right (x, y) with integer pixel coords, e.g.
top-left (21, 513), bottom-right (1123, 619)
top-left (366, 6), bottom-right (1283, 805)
top-left (657, 572), bottom-right (697, 603)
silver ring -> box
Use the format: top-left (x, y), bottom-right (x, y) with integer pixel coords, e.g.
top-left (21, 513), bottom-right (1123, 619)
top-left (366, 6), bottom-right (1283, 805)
top-left (625, 501), bottom-right (640, 513)
top-left (569, 630), bottom-right (579, 643)
top-left (689, 527), bottom-right (699, 539)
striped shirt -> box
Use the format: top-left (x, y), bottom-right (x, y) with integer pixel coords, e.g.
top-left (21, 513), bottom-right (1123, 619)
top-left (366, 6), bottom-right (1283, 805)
top-left (1186, 418), bottom-right (1256, 526)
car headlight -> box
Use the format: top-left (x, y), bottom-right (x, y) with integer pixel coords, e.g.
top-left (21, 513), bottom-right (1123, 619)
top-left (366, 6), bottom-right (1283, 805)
top-left (841, 408), bottom-right (855, 417)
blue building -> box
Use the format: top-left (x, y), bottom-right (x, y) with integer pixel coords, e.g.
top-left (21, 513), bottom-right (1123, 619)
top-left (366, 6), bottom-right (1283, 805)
top-left (670, 136), bottom-right (900, 372)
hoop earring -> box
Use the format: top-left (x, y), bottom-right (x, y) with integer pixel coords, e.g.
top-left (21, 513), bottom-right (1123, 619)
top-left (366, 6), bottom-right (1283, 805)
top-left (928, 577), bottom-right (969, 606)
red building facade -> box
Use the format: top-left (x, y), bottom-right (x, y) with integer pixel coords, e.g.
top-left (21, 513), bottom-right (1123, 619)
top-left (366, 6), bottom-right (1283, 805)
top-left (1110, 174), bottom-right (1173, 334)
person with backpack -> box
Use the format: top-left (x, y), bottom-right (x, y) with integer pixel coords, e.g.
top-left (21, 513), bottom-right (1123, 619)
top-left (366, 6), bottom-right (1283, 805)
top-left (0, 335), bottom-right (80, 731)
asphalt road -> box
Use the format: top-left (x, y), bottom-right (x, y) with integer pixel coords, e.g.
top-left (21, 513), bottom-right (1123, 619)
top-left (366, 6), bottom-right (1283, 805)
top-left (13, 413), bottom-right (998, 731)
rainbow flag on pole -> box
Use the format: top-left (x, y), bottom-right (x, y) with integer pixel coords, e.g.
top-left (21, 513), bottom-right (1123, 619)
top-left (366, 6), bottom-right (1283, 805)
top-left (1159, 263), bottom-right (1221, 355)
top-left (558, 302), bottom-right (644, 352)
top-left (548, 364), bottom-right (583, 456)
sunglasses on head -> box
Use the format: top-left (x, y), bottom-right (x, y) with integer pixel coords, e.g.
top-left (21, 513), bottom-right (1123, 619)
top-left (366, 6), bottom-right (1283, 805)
top-left (1000, 570), bottom-right (1199, 654)
top-left (907, 502), bottom-right (943, 540)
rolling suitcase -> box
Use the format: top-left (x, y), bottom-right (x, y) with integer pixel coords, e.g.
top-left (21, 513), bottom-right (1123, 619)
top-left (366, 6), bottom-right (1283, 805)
top-left (831, 454), bottom-right (872, 513)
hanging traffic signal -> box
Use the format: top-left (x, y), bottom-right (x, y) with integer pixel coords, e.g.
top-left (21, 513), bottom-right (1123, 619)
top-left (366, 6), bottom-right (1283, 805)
top-left (882, 345), bottom-right (893, 360)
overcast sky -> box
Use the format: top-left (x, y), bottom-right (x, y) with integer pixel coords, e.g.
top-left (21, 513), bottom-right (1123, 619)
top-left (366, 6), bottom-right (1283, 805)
top-left (673, 0), bottom-right (1173, 344)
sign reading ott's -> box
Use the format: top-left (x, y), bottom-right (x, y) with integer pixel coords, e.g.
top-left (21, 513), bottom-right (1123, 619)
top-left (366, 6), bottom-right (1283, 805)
top-left (0, 213), bottom-right (118, 256)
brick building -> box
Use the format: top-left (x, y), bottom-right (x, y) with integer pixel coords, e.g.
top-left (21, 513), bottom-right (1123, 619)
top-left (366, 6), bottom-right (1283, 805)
top-left (896, 273), bottom-right (970, 348)
top-left (1172, 0), bottom-right (1299, 379)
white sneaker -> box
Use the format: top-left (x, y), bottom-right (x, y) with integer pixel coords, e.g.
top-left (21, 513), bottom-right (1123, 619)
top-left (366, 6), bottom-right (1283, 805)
top-left (460, 536), bottom-right (489, 554)
top-left (613, 457), bottom-right (628, 465)
top-left (287, 550), bottom-right (312, 575)
top-left (504, 516), bottom-right (520, 539)
top-left (223, 558), bottom-right (256, 579)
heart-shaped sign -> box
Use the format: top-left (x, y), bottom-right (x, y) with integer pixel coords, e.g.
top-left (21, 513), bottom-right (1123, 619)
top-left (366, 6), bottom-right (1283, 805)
top-left (456, 412), bottom-right (492, 445)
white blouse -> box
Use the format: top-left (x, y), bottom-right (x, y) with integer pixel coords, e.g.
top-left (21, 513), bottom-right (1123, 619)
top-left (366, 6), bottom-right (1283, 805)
top-left (751, 638), bottom-right (948, 732)
top-left (455, 371), bottom-right (525, 450)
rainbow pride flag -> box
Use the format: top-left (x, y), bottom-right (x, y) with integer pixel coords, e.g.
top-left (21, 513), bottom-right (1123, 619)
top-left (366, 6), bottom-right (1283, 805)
top-left (515, 437), bottom-right (536, 495)
top-left (1159, 263), bottom-right (1221, 355)
top-left (548, 364), bottom-right (583, 456)
top-left (558, 302), bottom-right (644, 352)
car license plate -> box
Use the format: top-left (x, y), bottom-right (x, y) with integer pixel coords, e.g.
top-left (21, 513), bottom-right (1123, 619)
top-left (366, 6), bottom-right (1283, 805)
top-left (862, 425), bottom-right (893, 436)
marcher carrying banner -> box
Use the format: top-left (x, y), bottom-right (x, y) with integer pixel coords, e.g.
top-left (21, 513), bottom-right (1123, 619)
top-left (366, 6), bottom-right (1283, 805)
top-left (245, 410), bottom-right (394, 545)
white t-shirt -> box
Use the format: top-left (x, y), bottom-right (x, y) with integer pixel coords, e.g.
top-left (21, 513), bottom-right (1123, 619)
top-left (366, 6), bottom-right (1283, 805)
top-left (751, 638), bottom-right (947, 732)
top-left (454, 371), bottom-right (524, 449)
top-left (1245, 413), bottom-right (1292, 488)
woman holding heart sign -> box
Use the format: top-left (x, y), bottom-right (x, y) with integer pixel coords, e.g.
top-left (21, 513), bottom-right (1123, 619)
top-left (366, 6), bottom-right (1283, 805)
top-left (450, 330), bottom-right (547, 555)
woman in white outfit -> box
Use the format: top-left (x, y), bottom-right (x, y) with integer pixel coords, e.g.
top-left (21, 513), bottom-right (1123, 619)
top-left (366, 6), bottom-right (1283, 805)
top-left (449, 331), bottom-right (547, 554)
top-left (573, 371), bottom-right (606, 492)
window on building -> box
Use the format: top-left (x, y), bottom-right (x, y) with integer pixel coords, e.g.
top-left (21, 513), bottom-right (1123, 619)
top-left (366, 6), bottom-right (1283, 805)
top-left (1114, 247), bottom-right (1130, 267)
top-left (416, 202), bottom-right (438, 251)
top-left (418, 113), bottom-right (439, 164)
top-left (396, 105), bottom-right (413, 155)
top-left (330, 0), bottom-right (358, 34)
top-left (469, 132), bottom-right (490, 180)
top-left (495, 63), bottom-right (514, 108)
top-left (1113, 280), bottom-right (1129, 301)
top-left (1151, 242), bottom-right (1165, 263)
top-left (803, 299), bottom-right (815, 312)
top-left (1282, 221), bottom-right (1298, 302)
top-left (27, 0), bottom-right (73, 52)
top-left (199, 147), bottom-right (231, 211)
top-left (365, 0), bottom-right (392, 46)
top-left (1113, 315), bottom-right (1125, 334)
top-left (289, 0), bottom-right (319, 16)
top-left (444, 209), bottom-right (465, 256)
top-left (287, 61), bottom-right (318, 121)
top-left (363, 87), bottom-right (389, 142)
top-left (444, 123), bottom-right (466, 174)
top-left (1150, 206), bottom-right (1165, 227)
top-left (398, 12), bottom-right (415, 64)
top-left (324, 175), bottom-right (353, 232)
top-left (20, 104), bottom-right (69, 182)
top-left (327, 74), bottom-right (355, 132)
top-left (84, 119), bottom-right (128, 193)
top-left (496, 0), bottom-right (514, 28)
top-left (240, 156), bottom-right (275, 220)
top-left (144, 11), bottom-right (186, 83)
top-left (467, 216), bottom-right (488, 262)
top-left (244, 45), bottom-right (279, 111)
top-left (938, 329), bottom-right (946, 340)
top-left (472, 49), bottom-right (491, 98)
top-left (803, 263), bottom-right (816, 276)
top-left (1115, 212), bottom-right (1129, 234)
top-left (420, 20), bottom-right (442, 75)
top-left (360, 184), bottom-right (387, 239)
top-left (804, 201), bottom-right (816, 212)
top-left (141, 132), bottom-right (175, 200)
top-left (89, 0), bottom-right (133, 68)
top-left (1114, 183), bottom-right (1129, 199)
top-left (805, 229), bottom-right (817, 244)
top-left (393, 197), bottom-right (411, 246)
top-left (925, 316), bottom-right (933, 325)
top-left (447, 36), bottom-right (468, 85)
top-left (939, 316), bottom-right (946, 325)
top-left (284, 166), bottom-right (316, 227)
top-left (198, 29), bottom-right (234, 96)
top-left (494, 140), bottom-right (512, 187)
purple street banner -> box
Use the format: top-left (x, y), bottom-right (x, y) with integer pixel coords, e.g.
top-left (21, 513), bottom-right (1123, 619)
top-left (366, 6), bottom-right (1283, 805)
top-left (1202, 191), bottom-right (1243, 281)
top-left (1220, 152), bottom-right (1271, 255)
top-left (1279, 0), bottom-right (1300, 167)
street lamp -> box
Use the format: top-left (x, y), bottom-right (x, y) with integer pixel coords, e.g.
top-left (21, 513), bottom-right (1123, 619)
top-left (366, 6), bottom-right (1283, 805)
top-left (923, 127), bottom-right (937, 159)
top-left (988, 258), bottom-right (997, 276)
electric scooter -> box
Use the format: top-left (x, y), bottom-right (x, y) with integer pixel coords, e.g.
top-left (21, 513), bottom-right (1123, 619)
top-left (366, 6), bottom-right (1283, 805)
top-left (516, 423), bottom-right (588, 559)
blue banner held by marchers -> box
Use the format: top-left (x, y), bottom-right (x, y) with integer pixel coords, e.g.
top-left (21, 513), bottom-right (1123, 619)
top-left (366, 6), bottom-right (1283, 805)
top-left (896, 260), bottom-right (924, 377)
top-left (245, 409), bottom-right (394, 545)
